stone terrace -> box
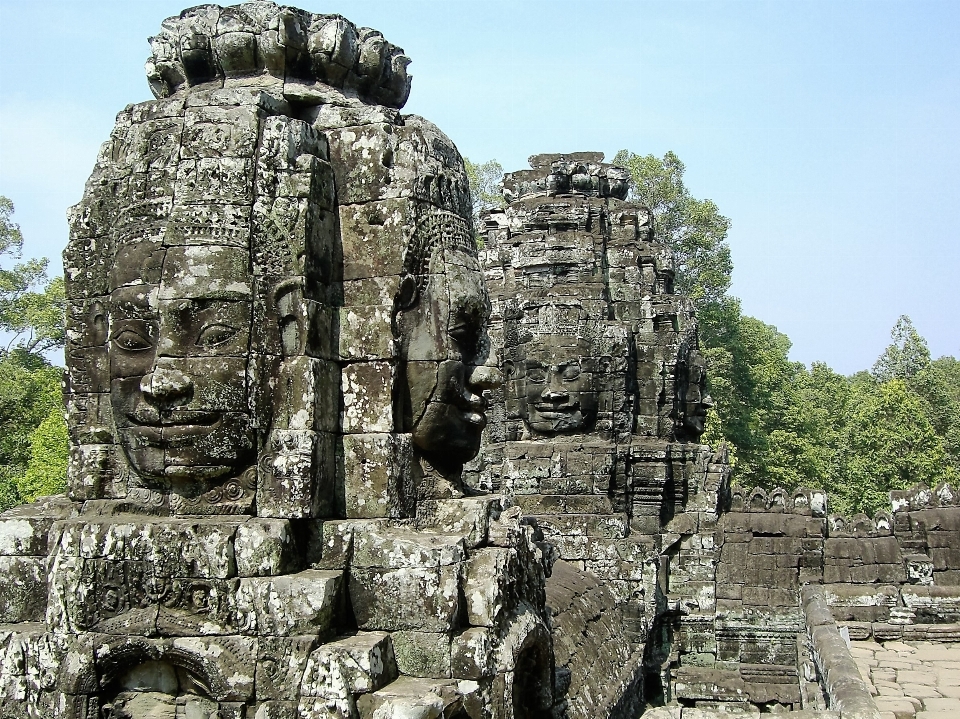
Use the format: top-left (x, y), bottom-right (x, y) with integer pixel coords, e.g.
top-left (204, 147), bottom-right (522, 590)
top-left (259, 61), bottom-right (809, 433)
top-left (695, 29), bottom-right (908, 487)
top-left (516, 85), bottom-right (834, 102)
top-left (849, 639), bottom-right (960, 719)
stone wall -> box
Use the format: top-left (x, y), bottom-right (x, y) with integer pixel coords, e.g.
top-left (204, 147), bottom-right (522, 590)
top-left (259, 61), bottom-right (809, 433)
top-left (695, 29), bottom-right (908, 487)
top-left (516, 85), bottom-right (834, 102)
top-left (668, 483), bottom-right (960, 713)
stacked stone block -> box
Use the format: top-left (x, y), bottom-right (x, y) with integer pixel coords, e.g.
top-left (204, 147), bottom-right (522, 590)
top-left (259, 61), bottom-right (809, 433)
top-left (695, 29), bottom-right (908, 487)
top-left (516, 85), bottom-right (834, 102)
top-left (471, 153), bottom-right (732, 714)
top-left (655, 487), bottom-right (826, 709)
top-left (0, 4), bottom-right (557, 718)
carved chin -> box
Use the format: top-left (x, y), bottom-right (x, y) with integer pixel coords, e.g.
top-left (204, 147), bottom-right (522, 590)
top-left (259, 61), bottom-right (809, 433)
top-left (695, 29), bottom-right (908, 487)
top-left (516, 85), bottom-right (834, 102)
top-left (412, 403), bottom-right (485, 464)
top-left (119, 444), bottom-right (238, 483)
top-left (527, 409), bottom-right (585, 434)
top-left (163, 465), bottom-right (234, 481)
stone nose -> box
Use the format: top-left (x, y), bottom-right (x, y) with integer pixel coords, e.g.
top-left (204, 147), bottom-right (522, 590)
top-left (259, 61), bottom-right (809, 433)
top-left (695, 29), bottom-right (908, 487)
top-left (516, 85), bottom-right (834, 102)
top-left (140, 367), bottom-right (193, 408)
top-left (466, 364), bottom-right (503, 392)
top-left (541, 385), bottom-right (569, 401)
top-left (543, 368), bottom-right (568, 398)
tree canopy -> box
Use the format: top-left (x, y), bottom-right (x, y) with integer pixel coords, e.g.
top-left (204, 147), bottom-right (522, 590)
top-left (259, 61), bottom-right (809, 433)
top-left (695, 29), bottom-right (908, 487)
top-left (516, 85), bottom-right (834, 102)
top-left (608, 152), bottom-right (958, 516)
top-left (872, 315), bottom-right (931, 382)
top-left (612, 150), bottom-right (733, 310)
top-left (0, 197), bottom-right (65, 354)
top-left (0, 197), bottom-right (68, 510)
top-left (464, 158), bottom-right (506, 238)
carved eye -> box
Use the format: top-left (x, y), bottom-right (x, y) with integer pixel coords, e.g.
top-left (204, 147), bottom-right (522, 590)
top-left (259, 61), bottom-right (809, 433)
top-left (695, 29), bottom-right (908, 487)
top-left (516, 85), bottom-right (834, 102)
top-left (196, 323), bottom-right (239, 347)
top-left (526, 366), bottom-right (546, 383)
top-left (562, 363), bottom-right (582, 381)
top-left (449, 323), bottom-right (477, 355)
top-left (112, 329), bottom-right (152, 351)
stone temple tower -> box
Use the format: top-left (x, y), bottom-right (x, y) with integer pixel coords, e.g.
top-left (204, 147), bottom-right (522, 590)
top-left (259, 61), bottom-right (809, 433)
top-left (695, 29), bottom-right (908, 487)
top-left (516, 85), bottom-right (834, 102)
top-left (469, 153), bottom-right (731, 715)
top-left (0, 4), bottom-right (556, 718)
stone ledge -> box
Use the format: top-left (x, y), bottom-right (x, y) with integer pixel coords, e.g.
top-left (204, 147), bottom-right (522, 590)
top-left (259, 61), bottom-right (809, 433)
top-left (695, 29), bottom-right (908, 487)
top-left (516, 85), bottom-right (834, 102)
top-left (802, 585), bottom-right (882, 719)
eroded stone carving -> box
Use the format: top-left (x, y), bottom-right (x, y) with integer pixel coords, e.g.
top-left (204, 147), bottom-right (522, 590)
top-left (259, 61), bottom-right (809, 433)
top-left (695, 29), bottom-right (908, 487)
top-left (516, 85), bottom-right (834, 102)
top-left (12, 6), bottom-right (959, 719)
top-left (394, 210), bottom-right (499, 491)
top-left (0, 4), bottom-right (554, 718)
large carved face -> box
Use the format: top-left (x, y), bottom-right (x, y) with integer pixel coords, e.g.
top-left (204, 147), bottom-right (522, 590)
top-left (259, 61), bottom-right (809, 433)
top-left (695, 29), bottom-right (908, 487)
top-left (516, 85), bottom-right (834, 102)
top-left (109, 240), bottom-right (256, 487)
top-left (676, 349), bottom-right (714, 439)
top-left (397, 234), bottom-right (497, 466)
top-left (519, 337), bottom-right (599, 435)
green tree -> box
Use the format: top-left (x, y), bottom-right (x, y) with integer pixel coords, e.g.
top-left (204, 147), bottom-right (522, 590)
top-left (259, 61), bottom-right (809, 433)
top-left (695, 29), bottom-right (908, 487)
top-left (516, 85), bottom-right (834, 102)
top-left (836, 379), bottom-right (949, 515)
top-left (0, 350), bottom-right (65, 510)
top-left (20, 406), bottom-right (69, 503)
top-left (871, 315), bottom-right (930, 382)
top-left (464, 158), bottom-right (506, 238)
top-left (612, 150), bottom-right (733, 309)
top-left (909, 356), bottom-right (960, 475)
top-left (0, 197), bottom-right (68, 510)
top-left (706, 314), bottom-right (805, 489)
top-left (796, 362), bottom-right (851, 484)
top-left (0, 197), bottom-right (66, 353)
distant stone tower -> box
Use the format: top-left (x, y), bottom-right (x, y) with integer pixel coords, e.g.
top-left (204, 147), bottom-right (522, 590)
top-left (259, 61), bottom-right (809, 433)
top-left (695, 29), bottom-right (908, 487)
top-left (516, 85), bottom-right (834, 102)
top-left (470, 153), bottom-right (730, 716)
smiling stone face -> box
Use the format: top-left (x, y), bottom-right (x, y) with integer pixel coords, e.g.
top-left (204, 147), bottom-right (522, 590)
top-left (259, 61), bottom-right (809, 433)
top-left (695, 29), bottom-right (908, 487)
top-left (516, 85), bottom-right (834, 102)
top-left (516, 336), bottom-right (599, 435)
top-left (109, 240), bottom-right (256, 488)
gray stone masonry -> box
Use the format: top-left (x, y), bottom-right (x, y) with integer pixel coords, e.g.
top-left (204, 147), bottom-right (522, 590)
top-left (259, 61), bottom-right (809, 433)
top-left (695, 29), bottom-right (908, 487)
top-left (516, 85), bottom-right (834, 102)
top-left (5, 3), bottom-right (960, 718)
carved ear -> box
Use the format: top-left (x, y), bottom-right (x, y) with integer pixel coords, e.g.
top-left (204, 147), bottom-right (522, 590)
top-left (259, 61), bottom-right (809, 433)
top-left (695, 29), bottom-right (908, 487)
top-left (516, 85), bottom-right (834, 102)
top-left (90, 301), bottom-right (108, 346)
top-left (274, 278), bottom-right (304, 357)
top-left (502, 360), bottom-right (515, 378)
top-left (396, 274), bottom-right (419, 311)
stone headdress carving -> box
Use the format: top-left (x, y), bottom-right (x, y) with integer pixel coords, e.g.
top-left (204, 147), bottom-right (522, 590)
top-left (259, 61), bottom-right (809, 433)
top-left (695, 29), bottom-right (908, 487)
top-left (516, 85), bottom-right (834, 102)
top-left (145, 2), bottom-right (412, 107)
top-left (398, 210), bottom-right (476, 299)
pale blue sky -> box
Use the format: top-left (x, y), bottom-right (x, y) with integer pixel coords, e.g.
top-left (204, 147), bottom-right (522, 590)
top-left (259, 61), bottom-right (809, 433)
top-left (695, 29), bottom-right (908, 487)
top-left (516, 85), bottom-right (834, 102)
top-left (1, 0), bottom-right (958, 373)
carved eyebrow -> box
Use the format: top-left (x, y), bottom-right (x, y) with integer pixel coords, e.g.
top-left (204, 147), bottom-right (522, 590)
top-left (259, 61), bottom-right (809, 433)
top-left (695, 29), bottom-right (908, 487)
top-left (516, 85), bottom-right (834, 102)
top-left (190, 297), bottom-right (248, 312)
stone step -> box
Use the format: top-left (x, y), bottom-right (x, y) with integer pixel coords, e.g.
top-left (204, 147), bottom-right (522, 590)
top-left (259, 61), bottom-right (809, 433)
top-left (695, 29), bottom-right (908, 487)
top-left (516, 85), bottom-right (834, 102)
top-left (300, 631), bottom-right (398, 700)
top-left (356, 676), bottom-right (463, 719)
top-left (235, 568), bottom-right (343, 637)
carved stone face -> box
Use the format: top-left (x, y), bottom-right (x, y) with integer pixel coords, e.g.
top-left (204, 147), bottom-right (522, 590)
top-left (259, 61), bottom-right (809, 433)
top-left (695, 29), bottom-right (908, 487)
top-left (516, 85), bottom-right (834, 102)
top-left (398, 245), bottom-right (497, 466)
top-left (677, 349), bottom-right (713, 439)
top-left (109, 240), bottom-right (255, 486)
top-left (520, 337), bottom-right (598, 435)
